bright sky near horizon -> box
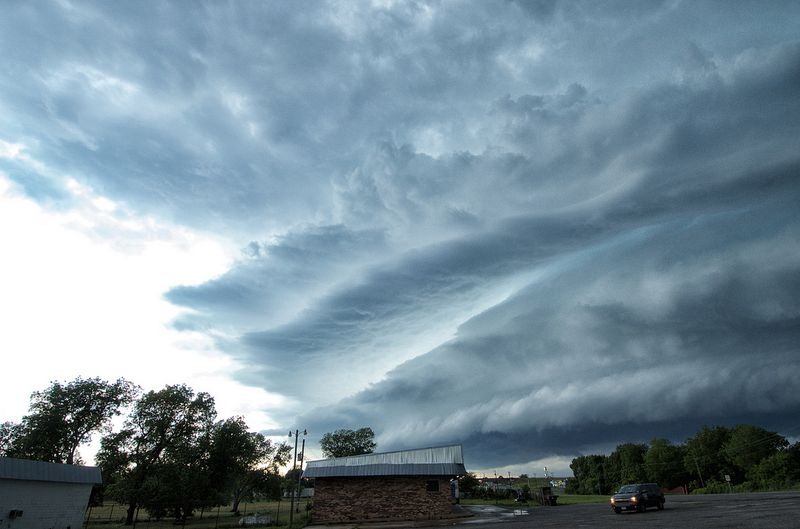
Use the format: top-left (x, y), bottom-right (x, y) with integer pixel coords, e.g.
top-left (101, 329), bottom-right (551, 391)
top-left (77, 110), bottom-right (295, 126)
top-left (2, 1), bottom-right (800, 476)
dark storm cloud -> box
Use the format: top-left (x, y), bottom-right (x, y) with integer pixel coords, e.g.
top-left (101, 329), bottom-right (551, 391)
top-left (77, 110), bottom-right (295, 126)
top-left (235, 212), bottom-right (613, 392)
top-left (292, 43), bottom-right (800, 461)
top-left (302, 202), bottom-right (800, 467)
top-left (174, 32), bottom-right (800, 462)
top-left (4, 0), bottom-right (800, 470)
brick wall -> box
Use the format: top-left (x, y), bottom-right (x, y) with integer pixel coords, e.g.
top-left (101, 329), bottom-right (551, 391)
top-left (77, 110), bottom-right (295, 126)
top-left (0, 479), bottom-right (93, 529)
top-left (312, 476), bottom-right (455, 522)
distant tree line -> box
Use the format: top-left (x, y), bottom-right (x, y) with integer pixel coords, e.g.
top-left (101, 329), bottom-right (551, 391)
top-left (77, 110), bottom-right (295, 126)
top-left (1, 377), bottom-right (290, 525)
top-left (567, 424), bottom-right (800, 495)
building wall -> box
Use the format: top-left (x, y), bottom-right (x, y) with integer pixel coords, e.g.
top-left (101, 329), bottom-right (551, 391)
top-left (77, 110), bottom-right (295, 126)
top-left (0, 479), bottom-right (93, 529)
top-left (313, 476), bottom-right (454, 522)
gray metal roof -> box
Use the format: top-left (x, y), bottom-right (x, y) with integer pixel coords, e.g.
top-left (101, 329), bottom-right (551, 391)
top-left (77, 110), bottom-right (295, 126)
top-left (0, 457), bottom-right (102, 484)
top-left (303, 444), bottom-right (466, 479)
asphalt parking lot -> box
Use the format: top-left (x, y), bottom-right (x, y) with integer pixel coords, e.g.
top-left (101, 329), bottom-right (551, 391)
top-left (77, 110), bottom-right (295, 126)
top-left (454, 492), bottom-right (800, 528)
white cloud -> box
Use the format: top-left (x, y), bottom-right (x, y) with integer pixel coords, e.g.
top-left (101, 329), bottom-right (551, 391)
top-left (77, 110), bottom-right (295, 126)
top-left (0, 174), bottom-right (283, 449)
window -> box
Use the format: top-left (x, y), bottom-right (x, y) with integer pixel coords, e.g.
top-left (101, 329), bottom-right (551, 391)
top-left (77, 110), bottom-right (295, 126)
top-left (426, 480), bottom-right (439, 492)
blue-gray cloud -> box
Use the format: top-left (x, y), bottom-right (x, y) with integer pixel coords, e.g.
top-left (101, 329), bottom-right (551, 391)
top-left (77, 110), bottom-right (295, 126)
top-left (305, 200), bottom-right (800, 462)
top-left (3, 0), bottom-right (800, 470)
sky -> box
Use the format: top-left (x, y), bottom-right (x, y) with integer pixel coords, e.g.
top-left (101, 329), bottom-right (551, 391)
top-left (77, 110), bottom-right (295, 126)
top-left (1, 0), bottom-right (799, 476)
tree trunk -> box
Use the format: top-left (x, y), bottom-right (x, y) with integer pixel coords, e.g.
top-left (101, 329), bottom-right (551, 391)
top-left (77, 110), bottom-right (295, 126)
top-left (231, 497), bottom-right (241, 515)
top-left (125, 501), bottom-right (137, 525)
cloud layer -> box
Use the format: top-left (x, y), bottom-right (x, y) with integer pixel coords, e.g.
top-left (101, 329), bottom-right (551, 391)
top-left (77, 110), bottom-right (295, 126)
top-left (3, 1), bottom-right (799, 470)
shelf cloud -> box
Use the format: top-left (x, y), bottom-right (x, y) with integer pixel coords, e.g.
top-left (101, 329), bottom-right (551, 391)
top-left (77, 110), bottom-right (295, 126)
top-left (3, 1), bottom-right (799, 470)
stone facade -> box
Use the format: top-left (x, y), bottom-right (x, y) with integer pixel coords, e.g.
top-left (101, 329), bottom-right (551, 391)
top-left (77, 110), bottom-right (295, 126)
top-left (312, 476), bottom-right (455, 522)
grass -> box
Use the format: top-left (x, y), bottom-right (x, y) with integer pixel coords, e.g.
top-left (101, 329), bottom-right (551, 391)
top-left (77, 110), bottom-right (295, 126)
top-left (84, 499), bottom-right (312, 529)
top-left (555, 494), bottom-right (609, 505)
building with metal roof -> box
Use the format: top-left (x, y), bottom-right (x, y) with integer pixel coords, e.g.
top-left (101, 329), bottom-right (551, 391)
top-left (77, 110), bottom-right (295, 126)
top-left (303, 444), bottom-right (466, 479)
top-left (303, 445), bottom-right (466, 523)
top-left (0, 457), bottom-right (102, 529)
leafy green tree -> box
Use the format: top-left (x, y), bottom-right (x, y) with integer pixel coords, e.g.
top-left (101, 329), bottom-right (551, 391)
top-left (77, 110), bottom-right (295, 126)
top-left (206, 416), bottom-right (290, 514)
top-left (236, 470), bottom-right (283, 503)
top-left (567, 454), bottom-right (610, 494)
top-left (723, 424), bottom-right (788, 478)
top-left (518, 482), bottom-right (532, 501)
top-left (787, 442), bottom-right (800, 482)
top-left (458, 473), bottom-right (480, 496)
top-left (283, 467), bottom-right (311, 497)
top-left (684, 425), bottom-right (731, 486)
top-left (0, 422), bottom-right (20, 457)
top-left (141, 459), bottom-right (216, 521)
top-left (319, 427), bottom-right (376, 458)
top-left (606, 443), bottom-right (647, 489)
top-left (567, 424), bottom-right (799, 495)
top-left (96, 384), bottom-right (216, 525)
top-left (645, 438), bottom-right (690, 489)
top-left (6, 377), bottom-right (137, 464)
top-left (748, 451), bottom-right (793, 490)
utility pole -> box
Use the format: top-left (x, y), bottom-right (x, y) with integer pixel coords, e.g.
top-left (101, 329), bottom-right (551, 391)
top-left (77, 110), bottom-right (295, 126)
top-left (297, 438), bottom-right (306, 515)
top-left (289, 429), bottom-right (307, 528)
top-left (691, 450), bottom-right (705, 488)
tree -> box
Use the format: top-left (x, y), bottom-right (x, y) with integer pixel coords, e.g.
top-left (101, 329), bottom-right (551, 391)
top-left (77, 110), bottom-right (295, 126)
top-left (787, 442), bottom-right (800, 483)
top-left (567, 454), bottom-right (610, 495)
top-left (235, 469), bottom-right (283, 506)
top-left (206, 416), bottom-right (290, 514)
top-left (684, 425), bottom-right (731, 486)
top-left (7, 377), bottom-right (137, 464)
top-left (283, 467), bottom-right (307, 498)
top-left (606, 443), bottom-right (647, 489)
top-left (0, 422), bottom-right (20, 457)
top-left (748, 451), bottom-right (793, 490)
top-left (723, 424), bottom-right (788, 479)
top-left (458, 473), bottom-right (480, 497)
top-left (319, 427), bottom-right (376, 458)
top-left (566, 424), bottom-right (800, 495)
top-left (96, 384), bottom-right (216, 525)
top-left (644, 439), bottom-right (690, 489)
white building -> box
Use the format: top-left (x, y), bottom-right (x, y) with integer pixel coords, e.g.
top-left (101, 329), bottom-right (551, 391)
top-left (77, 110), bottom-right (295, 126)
top-left (0, 457), bottom-right (101, 529)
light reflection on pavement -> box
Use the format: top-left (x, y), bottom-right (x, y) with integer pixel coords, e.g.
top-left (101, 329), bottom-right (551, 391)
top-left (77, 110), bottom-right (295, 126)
top-left (460, 505), bottom-right (531, 523)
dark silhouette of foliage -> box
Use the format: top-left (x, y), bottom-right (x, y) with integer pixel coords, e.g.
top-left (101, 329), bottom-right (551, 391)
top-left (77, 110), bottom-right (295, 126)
top-left (5, 377), bottom-right (137, 464)
top-left (568, 423), bottom-right (796, 494)
top-left (458, 473), bottom-right (480, 496)
top-left (606, 443), bottom-right (647, 489)
top-left (645, 438), bottom-right (690, 489)
top-left (723, 424), bottom-right (788, 478)
top-left (684, 425), bottom-right (732, 485)
top-left (207, 416), bottom-right (290, 514)
top-left (567, 454), bottom-right (610, 494)
top-left (319, 427), bottom-right (376, 458)
top-left (96, 384), bottom-right (217, 525)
